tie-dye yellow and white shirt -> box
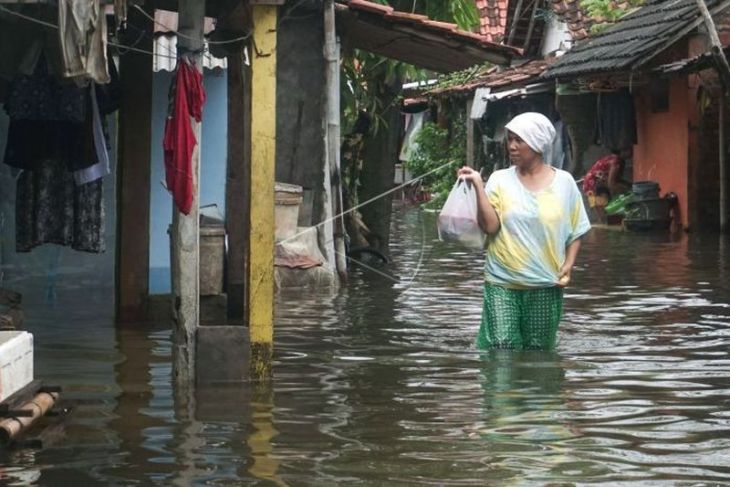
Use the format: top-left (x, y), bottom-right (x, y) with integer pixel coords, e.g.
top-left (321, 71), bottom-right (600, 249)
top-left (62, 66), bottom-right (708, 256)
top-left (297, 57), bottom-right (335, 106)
top-left (484, 166), bottom-right (591, 288)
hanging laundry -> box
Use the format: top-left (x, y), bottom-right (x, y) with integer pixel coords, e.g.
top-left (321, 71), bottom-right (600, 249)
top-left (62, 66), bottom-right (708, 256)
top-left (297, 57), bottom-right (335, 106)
top-left (58, 0), bottom-right (110, 84)
top-left (74, 84), bottom-right (110, 185)
top-left (2, 61), bottom-right (96, 172)
top-left (15, 160), bottom-right (105, 253)
top-left (114, 0), bottom-right (128, 32)
top-left (163, 60), bottom-right (206, 215)
top-left (595, 89), bottom-right (637, 152)
top-left (399, 111), bottom-right (425, 162)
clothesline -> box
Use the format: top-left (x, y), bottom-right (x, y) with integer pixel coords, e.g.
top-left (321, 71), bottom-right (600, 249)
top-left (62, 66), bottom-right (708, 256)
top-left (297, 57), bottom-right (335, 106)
top-left (0, 4), bottom-right (232, 63)
top-left (131, 5), bottom-right (252, 46)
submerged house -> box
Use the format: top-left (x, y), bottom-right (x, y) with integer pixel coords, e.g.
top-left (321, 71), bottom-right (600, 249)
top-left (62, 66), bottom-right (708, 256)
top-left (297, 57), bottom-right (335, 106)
top-left (424, 0), bottom-right (591, 173)
top-left (424, 0), bottom-right (730, 233)
top-left (0, 0), bottom-right (518, 382)
top-left (543, 0), bottom-right (730, 232)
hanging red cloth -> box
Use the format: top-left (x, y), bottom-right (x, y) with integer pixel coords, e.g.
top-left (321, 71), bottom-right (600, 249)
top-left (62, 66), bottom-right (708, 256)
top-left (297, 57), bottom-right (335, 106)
top-left (163, 59), bottom-right (206, 215)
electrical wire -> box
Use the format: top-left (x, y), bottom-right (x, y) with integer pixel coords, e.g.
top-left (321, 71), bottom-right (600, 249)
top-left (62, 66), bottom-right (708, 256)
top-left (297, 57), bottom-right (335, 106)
top-left (277, 159), bottom-right (458, 245)
top-left (132, 4), bottom-right (251, 45)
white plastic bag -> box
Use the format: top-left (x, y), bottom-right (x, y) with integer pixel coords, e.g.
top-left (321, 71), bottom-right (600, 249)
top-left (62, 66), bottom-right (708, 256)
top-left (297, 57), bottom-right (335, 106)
top-left (437, 179), bottom-right (486, 250)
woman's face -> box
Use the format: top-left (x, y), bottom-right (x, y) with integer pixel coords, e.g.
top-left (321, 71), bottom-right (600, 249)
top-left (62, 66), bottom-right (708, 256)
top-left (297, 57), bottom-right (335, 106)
top-left (507, 131), bottom-right (541, 168)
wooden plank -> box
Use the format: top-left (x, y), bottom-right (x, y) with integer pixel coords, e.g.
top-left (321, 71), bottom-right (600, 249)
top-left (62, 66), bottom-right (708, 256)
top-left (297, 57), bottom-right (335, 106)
top-left (225, 51), bottom-right (252, 321)
top-left (249, 5), bottom-right (277, 381)
top-left (171, 0), bottom-right (205, 383)
top-left (116, 6), bottom-right (153, 324)
top-left (466, 99), bottom-right (475, 168)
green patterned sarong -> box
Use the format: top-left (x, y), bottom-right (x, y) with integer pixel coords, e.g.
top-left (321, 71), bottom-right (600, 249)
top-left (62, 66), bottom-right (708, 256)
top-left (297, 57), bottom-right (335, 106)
top-left (477, 283), bottom-right (563, 350)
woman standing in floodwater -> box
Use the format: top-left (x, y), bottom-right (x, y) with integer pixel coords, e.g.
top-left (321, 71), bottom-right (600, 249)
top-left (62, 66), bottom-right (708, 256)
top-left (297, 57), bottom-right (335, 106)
top-left (458, 112), bottom-right (591, 350)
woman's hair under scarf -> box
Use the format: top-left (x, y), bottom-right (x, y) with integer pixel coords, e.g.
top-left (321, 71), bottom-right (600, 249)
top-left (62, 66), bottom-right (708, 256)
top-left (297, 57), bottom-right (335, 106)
top-left (504, 112), bottom-right (556, 159)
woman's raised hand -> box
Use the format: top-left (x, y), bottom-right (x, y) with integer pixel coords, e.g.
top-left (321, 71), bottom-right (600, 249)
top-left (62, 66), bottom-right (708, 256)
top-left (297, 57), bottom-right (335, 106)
top-left (457, 166), bottom-right (484, 189)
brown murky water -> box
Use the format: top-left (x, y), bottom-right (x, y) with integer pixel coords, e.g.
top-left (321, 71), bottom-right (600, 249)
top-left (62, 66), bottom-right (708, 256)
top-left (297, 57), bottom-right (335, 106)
top-left (2, 207), bottom-right (730, 485)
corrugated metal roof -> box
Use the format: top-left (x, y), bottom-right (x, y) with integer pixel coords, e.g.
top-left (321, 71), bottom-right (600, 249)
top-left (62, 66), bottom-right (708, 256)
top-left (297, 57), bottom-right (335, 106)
top-left (153, 36), bottom-right (228, 72)
top-left (543, 0), bottom-right (730, 79)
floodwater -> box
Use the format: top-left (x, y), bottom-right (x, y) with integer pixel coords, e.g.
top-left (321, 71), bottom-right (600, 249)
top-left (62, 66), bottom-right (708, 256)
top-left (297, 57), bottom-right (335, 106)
top-left (2, 207), bottom-right (730, 485)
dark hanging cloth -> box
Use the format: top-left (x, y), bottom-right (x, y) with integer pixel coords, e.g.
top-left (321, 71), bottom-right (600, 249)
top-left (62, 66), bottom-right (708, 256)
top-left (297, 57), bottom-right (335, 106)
top-left (2, 61), bottom-right (96, 172)
top-left (15, 160), bottom-right (104, 253)
top-left (595, 89), bottom-right (637, 151)
top-left (95, 55), bottom-right (122, 116)
top-left (163, 60), bottom-right (206, 215)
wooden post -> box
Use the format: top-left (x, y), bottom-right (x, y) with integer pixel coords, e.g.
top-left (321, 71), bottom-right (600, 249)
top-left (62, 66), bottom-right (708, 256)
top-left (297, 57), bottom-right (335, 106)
top-left (523, 0), bottom-right (540, 51)
top-left (249, 5), bottom-right (278, 381)
top-left (172, 0), bottom-right (205, 384)
top-left (466, 99), bottom-right (475, 168)
top-left (226, 50), bottom-right (252, 320)
top-left (116, 6), bottom-right (152, 324)
top-left (507, 0), bottom-right (525, 46)
top-left (721, 102), bottom-right (727, 232)
top-left (324, 0), bottom-right (347, 281)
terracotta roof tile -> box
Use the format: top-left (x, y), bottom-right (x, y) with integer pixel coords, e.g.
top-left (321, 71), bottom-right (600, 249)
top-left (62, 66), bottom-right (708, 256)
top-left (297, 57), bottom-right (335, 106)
top-left (548, 0), bottom-right (596, 40)
top-left (428, 58), bottom-right (552, 96)
top-left (347, 0), bottom-right (393, 15)
top-left (335, 0), bottom-right (519, 70)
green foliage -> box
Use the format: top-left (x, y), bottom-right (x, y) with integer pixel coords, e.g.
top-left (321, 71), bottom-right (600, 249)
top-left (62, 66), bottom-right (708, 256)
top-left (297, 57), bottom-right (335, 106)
top-left (579, 0), bottom-right (645, 31)
top-left (341, 0), bottom-right (481, 135)
top-left (430, 62), bottom-right (492, 92)
top-left (406, 117), bottom-right (467, 209)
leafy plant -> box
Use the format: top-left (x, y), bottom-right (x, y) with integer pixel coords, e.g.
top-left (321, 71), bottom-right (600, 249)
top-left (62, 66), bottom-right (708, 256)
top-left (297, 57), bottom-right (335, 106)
top-left (579, 0), bottom-right (645, 32)
top-left (430, 61), bottom-right (492, 92)
top-left (341, 0), bottom-right (481, 134)
top-left (406, 115), bottom-right (467, 209)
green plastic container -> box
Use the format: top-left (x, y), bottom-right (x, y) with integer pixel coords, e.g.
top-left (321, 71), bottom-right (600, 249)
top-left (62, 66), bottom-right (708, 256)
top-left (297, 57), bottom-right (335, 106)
top-left (605, 193), bottom-right (634, 215)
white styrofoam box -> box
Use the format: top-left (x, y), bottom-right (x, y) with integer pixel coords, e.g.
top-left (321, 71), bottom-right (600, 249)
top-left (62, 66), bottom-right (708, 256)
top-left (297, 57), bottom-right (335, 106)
top-left (0, 331), bottom-right (33, 403)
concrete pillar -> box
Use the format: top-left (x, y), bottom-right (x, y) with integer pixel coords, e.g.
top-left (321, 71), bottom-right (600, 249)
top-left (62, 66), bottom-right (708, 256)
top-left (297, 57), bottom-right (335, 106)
top-left (171, 0), bottom-right (204, 385)
top-left (248, 5), bottom-right (278, 381)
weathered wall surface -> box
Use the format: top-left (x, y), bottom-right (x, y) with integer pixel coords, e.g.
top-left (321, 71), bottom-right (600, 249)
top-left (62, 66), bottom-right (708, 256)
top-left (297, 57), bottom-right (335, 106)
top-left (633, 77), bottom-right (690, 229)
top-left (276, 3), bottom-right (326, 227)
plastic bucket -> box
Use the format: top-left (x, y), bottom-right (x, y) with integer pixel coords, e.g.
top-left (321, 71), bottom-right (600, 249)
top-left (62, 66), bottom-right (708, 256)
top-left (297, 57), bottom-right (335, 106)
top-left (632, 181), bottom-right (660, 200)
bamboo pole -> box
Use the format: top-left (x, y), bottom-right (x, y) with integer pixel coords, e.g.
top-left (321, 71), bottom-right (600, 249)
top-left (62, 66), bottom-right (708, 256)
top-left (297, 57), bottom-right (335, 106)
top-left (507, 0), bottom-right (525, 46)
top-left (324, 0), bottom-right (347, 282)
top-left (694, 0), bottom-right (730, 93)
top-left (0, 392), bottom-right (59, 445)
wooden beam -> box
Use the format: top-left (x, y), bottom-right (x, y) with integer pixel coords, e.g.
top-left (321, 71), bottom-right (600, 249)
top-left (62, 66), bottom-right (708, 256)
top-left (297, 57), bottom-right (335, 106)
top-left (225, 50), bottom-right (252, 320)
top-left (523, 0), bottom-right (540, 51)
top-left (507, 0), bottom-right (525, 46)
top-left (248, 4), bottom-right (277, 381)
top-left (466, 99), bottom-right (475, 168)
top-left (116, 6), bottom-right (152, 324)
top-left (171, 0), bottom-right (205, 383)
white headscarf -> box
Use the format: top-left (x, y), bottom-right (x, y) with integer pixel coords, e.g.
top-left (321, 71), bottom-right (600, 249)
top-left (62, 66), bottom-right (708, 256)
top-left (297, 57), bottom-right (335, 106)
top-left (504, 112), bottom-right (556, 159)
